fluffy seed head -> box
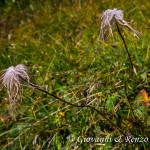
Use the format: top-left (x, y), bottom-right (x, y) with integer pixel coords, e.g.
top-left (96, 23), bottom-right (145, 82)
top-left (0, 64), bottom-right (30, 102)
top-left (100, 8), bottom-right (142, 41)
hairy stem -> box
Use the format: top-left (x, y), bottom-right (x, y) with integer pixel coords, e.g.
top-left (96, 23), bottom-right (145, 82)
top-left (29, 82), bottom-right (125, 136)
top-left (115, 21), bottom-right (137, 121)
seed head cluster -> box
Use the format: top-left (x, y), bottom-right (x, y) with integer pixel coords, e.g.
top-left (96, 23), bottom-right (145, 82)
top-left (100, 8), bottom-right (142, 41)
top-left (0, 64), bottom-right (30, 104)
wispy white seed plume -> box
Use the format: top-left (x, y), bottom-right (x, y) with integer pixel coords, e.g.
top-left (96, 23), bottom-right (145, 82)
top-left (99, 8), bottom-right (142, 41)
top-left (0, 64), bottom-right (30, 104)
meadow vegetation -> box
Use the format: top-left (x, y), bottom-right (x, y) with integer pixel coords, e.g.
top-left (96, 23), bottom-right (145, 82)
top-left (0, 0), bottom-right (150, 149)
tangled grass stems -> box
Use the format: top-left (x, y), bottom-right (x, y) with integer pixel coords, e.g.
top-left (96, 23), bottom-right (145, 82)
top-left (2, 93), bottom-right (124, 149)
top-left (0, 64), bottom-right (125, 136)
top-left (28, 82), bottom-right (125, 135)
top-left (1, 76), bottom-right (126, 149)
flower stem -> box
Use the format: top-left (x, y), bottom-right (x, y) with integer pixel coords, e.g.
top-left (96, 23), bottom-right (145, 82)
top-left (115, 21), bottom-right (137, 121)
top-left (29, 82), bottom-right (125, 136)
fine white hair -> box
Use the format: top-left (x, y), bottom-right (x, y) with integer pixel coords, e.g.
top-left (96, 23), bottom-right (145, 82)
top-left (0, 64), bottom-right (30, 107)
top-left (99, 8), bottom-right (142, 41)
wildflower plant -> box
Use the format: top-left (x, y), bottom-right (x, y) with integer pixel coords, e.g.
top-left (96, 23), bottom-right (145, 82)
top-left (0, 64), bottom-right (124, 135)
top-left (100, 8), bottom-right (142, 121)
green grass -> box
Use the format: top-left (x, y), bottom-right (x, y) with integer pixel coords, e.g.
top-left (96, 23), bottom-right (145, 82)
top-left (0, 0), bottom-right (150, 149)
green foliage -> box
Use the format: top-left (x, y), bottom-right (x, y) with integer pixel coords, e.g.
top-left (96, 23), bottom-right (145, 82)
top-left (0, 0), bottom-right (150, 149)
